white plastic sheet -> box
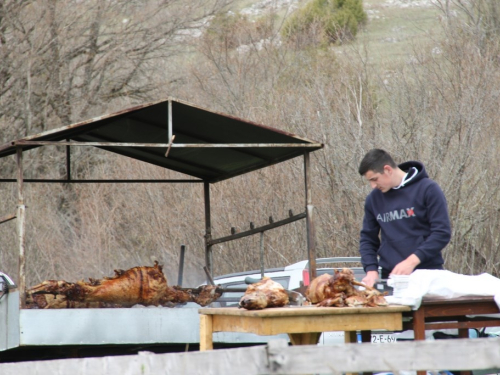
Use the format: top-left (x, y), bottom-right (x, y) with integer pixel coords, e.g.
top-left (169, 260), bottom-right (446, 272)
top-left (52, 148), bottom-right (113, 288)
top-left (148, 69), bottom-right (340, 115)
top-left (385, 269), bottom-right (500, 310)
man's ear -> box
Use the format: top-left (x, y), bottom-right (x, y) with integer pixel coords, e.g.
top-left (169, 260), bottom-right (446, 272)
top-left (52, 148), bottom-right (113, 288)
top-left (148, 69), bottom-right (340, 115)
top-left (383, 165), bottom-right (393, 175)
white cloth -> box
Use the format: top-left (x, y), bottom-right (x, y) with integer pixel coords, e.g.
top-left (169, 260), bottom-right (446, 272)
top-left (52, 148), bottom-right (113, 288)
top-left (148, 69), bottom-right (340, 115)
top-left (385, 269), bottom-right (500, 310)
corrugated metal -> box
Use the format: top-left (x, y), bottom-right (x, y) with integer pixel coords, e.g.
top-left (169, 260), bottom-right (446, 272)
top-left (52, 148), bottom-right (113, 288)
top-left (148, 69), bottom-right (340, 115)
top-left (0, 98), bottom-right (323, 183)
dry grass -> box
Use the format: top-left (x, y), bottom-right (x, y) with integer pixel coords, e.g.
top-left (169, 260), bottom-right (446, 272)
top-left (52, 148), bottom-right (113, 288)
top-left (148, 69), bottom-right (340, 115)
top-left (353, 0), bottom-right (442, 65)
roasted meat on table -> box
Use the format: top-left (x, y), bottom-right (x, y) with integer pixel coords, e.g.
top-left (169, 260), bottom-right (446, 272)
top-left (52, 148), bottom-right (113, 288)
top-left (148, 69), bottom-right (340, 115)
top-left (26, 262), bottom-right (222, 308)
top-left (239, 277), bottom-right (289, 310)
top-left (305, 268), bottom-right (388, 308)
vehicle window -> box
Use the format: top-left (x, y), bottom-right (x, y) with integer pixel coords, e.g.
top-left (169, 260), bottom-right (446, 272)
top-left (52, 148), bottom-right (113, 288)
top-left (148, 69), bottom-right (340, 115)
top-left (219, 281), bottom-right (247, 302)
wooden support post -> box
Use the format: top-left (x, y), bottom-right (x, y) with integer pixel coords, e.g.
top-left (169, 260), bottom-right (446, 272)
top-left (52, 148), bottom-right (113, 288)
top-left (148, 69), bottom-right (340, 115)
top-left (199, 314), bottom-right (214, 351)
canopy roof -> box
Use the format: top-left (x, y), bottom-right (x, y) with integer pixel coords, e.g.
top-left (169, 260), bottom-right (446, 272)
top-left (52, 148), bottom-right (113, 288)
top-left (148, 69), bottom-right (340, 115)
top-left (0, 98), bottom-right (323, 183)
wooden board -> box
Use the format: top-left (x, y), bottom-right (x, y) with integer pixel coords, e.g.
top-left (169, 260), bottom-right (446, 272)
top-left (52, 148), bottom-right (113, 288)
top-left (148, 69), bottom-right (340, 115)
top-left (3, 338), bottom-right (500, 375)
top-left (199, 305), bottom-right (411, 317)
top-left (210, 311), bottom-right (405, 335)
top-left (199, 305), bottom-right (411, 350)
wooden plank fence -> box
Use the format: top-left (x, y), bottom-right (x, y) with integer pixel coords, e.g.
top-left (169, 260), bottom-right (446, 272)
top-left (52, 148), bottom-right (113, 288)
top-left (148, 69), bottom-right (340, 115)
top-left (1, 338), bottom-right (499, 375)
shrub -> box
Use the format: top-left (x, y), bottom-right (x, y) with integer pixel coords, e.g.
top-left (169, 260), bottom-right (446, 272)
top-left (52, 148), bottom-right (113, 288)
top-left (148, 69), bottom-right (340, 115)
top-left (281, 0), bottom-right (367, 46)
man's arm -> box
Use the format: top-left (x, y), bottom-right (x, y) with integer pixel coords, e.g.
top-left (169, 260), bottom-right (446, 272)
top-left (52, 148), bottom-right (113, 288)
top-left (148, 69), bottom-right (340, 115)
top-left (391, 254), bottom-right (421, 275)
top-left (361, 270), bottom-right (379, 287)
top-left (413, 182), bottom-right (451, 264)
top-left (359, 197), bottom-right (381, 276)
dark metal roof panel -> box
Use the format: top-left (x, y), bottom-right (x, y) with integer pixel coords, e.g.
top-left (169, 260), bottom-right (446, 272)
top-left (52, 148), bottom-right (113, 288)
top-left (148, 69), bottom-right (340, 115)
top-left (0, 98), bottom-right (323, 182)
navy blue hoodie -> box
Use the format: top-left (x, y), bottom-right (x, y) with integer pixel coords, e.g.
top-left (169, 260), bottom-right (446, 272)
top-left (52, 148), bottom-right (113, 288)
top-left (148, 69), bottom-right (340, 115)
top-left (359, 161), bottom-right (451, 274)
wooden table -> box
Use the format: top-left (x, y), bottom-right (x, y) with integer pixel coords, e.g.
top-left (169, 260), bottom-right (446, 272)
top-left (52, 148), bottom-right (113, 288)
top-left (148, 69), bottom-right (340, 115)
top-left (403, 295), bottom-right (500, 339)
top-left (402, 296), bottom-right (500, 375)
top-left (198, 305), bottom-right (411, 351)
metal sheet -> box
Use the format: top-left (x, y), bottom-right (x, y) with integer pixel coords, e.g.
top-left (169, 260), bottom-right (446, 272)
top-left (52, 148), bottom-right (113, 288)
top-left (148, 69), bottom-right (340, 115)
top-left (19, 307), bottom-right (201, 346)
top-left (0, 98), bottom-right (323, 183)
top-left (0, 291), bottom-right (20, 351)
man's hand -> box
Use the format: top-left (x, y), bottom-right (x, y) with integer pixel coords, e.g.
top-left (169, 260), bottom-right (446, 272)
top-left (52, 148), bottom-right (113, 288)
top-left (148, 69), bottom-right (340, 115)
top-left (391, 254), bottom-right (421, 275)
top-left (361, 270), bottom-right (379, 287)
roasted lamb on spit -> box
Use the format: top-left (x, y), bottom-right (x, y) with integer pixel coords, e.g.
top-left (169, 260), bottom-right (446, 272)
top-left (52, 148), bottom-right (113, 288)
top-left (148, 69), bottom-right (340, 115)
top-left (27, 262), bottom-right (222, 309)
top-left (239, 277), bottom-right (289, 310)
top-left (305, 268), bottom-right (388, 308)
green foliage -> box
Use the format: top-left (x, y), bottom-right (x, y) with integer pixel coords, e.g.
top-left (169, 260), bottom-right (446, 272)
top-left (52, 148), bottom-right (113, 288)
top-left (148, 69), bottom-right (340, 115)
top-left (281, 0), bottom-right (367, 46)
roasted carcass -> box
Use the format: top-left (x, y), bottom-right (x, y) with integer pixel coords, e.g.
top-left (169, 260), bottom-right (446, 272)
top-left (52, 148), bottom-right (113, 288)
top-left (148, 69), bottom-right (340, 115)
top-left (27, 262), bottom-right (222, 309)
top-left (239, 277), bottom-right (289, 310)
top-left (305, 268), bottom-right (387, 308)
top-left (28, 293), bottom-right (119, 309)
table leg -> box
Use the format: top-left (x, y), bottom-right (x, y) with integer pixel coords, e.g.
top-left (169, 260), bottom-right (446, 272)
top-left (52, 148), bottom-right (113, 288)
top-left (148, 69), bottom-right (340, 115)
top-left (412, 308), bottom-right (426, 340)
top-left (359, 331), bottom-right (373, 375)
top-left (345, 331), bottom-right (372, 375)
top-left (199, 314), bottom-right (213, 351)
top-left (412, 308), bottom-right (426, 375)
top-left (344, 331), bottom-right (358, 344)
top-left (360, 330), bottom-right (371, 343)
top-left (288, 332), bottom-right (321, 345)
top-left (458, 328), bottom-right (469, 339)
top-left (457, 328), bottom-right (471, 375)
top-left (344, 331), bottom-right (357, 375)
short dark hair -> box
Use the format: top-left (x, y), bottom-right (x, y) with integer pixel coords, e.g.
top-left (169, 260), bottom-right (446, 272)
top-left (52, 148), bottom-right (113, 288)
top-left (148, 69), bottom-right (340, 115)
top-left (358, 149), bottom-right (397, 176)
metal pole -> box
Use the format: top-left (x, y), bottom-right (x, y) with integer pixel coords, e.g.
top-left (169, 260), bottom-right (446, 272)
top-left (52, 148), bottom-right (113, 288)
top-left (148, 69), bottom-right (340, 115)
top-left (178, 245), bottom-right (186, 286)
top-left (168, 100), bottom-right (173, 142)
top-left (203, 182), bottom-right (213, 280)
top-left (65, 139), bottom-right (71, 181)
top-left (260, 232), bottom-right (265, 279)
top-left (16, 147), bottom-right (26, 308)
top-left (304, 152), bottom-right (317, 280)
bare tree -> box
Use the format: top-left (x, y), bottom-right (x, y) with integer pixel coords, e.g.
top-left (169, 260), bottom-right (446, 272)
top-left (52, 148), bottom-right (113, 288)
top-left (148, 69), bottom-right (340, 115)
top-left (434, 0), bottom-right (500, 48)
top-left (3, 0), bottom-right (500, 290)
top-left (0, 0), bottom-right (234, 285)
top-left (186, 4), bottom-right (500, 278)
top-left (0, 0), bottom-right (232, 141)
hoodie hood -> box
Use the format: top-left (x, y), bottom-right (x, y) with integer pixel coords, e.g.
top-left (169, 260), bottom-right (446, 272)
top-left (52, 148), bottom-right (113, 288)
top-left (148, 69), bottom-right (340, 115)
top-left (396, 161), bottom-right (428, 188)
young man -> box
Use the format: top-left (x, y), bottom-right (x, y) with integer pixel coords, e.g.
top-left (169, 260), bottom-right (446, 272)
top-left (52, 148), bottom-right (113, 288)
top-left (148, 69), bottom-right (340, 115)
top-left (358, 149), bottom-right (451, 287)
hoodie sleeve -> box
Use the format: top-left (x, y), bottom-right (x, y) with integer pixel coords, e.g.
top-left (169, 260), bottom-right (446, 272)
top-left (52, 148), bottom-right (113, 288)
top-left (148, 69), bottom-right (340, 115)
top-left (359, 195), bottom-right (381, 273)
top-left (413, 181), bottom-right (452, 263)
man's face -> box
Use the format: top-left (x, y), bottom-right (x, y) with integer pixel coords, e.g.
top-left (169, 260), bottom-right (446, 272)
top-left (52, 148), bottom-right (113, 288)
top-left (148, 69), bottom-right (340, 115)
top-left (364, 167), bottom-right (393, 193)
